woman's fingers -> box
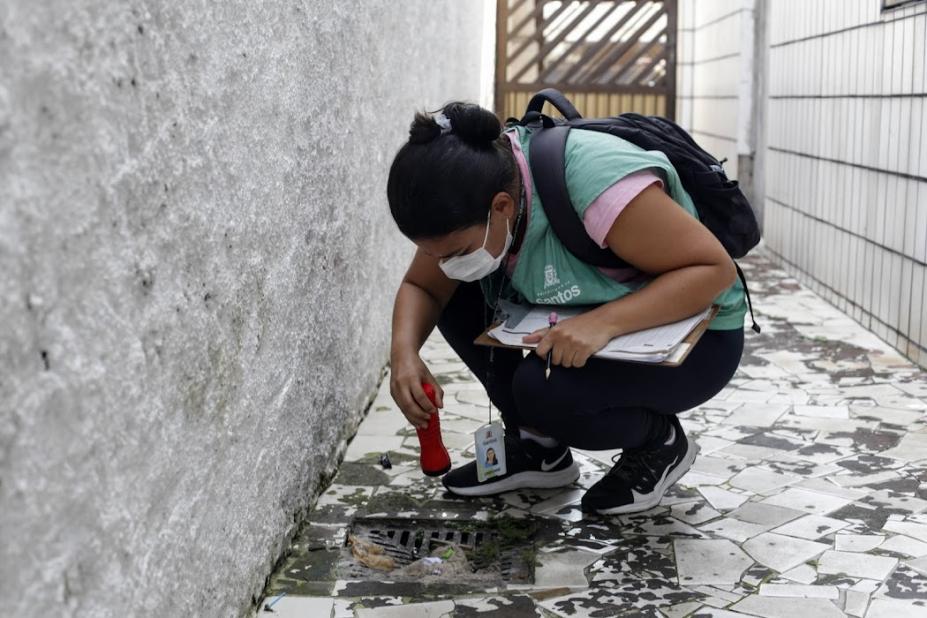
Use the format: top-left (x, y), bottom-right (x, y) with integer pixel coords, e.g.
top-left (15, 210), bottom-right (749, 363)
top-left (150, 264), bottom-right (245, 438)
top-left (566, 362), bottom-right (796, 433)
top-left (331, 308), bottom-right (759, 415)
top-left (562, 348), bottom-right (576, 368)
top-left (522, 327), bottom-right (549, 344)
top-left (574, 350), bottom-right (590, 368)
top-left (531, 328), bottom-right (593, 368)
top-left (533, 330), bottom-right (590, 368)
top-left (404, 387), bottom-right (432, 428)
top-left (392, 380), bottom-right (430, 428)
top-left (401, 399), bottom-right (430, 428)
top-left (388, 355), bottom-right (442, 428)
top-left (411, 383), bottom-right (437, 414)
top-left (536, 337), bottom-right (554, 359)
top-left (425, 377), bottom-right (444, 408)
top-left (551, 342), bottom-right (564, 366)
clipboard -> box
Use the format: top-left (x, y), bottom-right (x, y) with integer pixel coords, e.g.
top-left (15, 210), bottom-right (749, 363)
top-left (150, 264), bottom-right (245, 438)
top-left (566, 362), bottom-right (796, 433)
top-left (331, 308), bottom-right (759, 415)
top-left (474, 305), bottom-right (719, 367)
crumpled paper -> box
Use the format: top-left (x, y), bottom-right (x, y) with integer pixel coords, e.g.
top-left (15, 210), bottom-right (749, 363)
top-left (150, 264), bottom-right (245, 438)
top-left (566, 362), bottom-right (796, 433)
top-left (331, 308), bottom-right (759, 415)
top-left (349, 534), bottom-right (395, 571)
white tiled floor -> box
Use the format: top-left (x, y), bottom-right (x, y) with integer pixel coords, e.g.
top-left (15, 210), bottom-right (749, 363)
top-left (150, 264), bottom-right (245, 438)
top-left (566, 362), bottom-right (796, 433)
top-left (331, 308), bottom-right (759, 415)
top-left (258, 250), bottom-right (927, 617)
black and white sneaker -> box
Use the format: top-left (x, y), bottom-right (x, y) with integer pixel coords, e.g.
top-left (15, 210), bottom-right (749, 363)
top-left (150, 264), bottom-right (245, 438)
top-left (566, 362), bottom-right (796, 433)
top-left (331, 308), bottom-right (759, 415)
top-left (442, 434), bottom-right (580, 497)
top-left (581, 416), bottom-right (698, 515)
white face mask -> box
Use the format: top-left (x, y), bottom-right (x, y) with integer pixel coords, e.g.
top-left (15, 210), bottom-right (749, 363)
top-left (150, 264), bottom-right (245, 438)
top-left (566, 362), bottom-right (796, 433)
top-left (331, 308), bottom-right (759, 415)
top-left (439, 209), bottom-right (512, 282)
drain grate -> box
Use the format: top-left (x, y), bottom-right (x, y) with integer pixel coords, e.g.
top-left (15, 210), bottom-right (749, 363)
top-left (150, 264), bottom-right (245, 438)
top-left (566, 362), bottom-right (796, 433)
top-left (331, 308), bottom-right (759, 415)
top-left (338, 518), bottom-right (536, 584)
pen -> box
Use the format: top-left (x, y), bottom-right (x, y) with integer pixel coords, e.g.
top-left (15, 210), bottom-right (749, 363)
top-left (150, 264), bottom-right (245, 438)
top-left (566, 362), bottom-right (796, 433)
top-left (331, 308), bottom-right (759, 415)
top-left (545, 311), bottom-right (558, 380)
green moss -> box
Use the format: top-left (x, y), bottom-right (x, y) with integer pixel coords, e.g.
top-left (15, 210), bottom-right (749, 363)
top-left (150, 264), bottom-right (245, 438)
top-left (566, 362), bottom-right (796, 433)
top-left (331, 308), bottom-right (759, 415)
top-left (521, 546), bottom-right (541, 568)
top-left (451, 515), bottom-right (541, 569)
top-left (468, 540), bottom-right (501, 566)
top-left (337, 488), bottom-right (373, 509)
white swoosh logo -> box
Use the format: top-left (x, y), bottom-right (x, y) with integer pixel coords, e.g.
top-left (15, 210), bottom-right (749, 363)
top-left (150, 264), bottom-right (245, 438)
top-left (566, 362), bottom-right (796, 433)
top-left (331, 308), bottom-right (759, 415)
top-left (541, 451), bottom-right (568, 472)
top-left (631, 455), bottom-right (679, 501)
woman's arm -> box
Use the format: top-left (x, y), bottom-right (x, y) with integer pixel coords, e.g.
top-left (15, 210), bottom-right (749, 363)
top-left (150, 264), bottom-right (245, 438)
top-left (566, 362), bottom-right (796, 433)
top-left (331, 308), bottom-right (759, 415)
top-left (390, 249), bottom-right (459, 427)
top-left (590, 183), bottom-right (736, 336)
top-left (525, 184), bottom-right (736, 368)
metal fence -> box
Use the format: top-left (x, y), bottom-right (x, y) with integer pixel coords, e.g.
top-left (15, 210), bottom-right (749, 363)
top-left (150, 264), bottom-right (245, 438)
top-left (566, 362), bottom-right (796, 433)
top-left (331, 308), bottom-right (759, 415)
top-left (495, 0), bottom-right (677, 120)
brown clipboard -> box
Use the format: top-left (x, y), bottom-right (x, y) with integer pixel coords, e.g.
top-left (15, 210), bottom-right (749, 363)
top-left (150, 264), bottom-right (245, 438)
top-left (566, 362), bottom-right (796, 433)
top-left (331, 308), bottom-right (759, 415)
top-left (473, 305), bottom-right (720, 367)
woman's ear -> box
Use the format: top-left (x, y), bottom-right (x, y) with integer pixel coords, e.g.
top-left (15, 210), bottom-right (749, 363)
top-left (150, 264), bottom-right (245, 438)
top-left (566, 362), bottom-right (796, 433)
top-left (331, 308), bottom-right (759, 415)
top-left (490, 191), bottom-right (516, 218)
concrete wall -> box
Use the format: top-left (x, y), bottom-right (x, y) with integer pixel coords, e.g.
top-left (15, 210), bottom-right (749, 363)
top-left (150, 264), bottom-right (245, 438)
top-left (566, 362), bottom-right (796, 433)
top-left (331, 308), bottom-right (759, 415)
top-left (679, 0), bottom-right (927, 369)
top-left (0, 1), bottom-right (493, 616)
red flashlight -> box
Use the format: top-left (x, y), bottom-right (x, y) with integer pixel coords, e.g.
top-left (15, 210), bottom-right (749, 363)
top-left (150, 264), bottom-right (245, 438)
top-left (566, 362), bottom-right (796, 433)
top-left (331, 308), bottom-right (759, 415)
top-left (417, 383), bottom-right (451, 477)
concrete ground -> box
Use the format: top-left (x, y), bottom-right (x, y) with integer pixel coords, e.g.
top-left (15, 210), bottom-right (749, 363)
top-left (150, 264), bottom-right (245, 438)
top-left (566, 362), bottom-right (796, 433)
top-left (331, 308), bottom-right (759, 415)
top-left (257, 249), bottom-right (927, 618)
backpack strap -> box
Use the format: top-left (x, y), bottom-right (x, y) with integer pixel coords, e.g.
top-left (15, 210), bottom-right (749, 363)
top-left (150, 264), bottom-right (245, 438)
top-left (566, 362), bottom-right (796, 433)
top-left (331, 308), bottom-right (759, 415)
top-left (735, 262), bottom-right (762, 333)
top-left (528, 122), bottom-right (628, 269)
top-left (525, 88), bottom-right (583, 121)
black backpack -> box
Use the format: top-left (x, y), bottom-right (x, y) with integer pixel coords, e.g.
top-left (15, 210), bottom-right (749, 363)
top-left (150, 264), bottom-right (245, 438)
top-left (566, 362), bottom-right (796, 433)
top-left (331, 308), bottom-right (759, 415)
top-left (512, 88), bottom-right (761, 333)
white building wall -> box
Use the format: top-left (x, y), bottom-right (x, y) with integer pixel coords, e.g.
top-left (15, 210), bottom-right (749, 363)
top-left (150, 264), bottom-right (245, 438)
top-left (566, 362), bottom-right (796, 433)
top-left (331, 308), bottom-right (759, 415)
top-left (679, 0), bottom-right (927, 368)
top-left (764, 0), bottom-right (927, 366)
top-left (677, 0), bottom-right (757, 182)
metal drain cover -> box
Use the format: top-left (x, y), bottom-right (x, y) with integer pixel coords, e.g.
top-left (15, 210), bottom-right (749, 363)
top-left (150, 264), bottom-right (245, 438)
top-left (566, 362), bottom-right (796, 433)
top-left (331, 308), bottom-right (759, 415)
top-left (338, 517), bottom-right (538, 586)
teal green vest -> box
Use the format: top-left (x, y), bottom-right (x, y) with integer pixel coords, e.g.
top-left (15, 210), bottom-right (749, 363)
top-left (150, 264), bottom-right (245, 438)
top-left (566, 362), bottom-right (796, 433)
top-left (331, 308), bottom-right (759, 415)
top-left (484, 125), bottom-right (746, 330)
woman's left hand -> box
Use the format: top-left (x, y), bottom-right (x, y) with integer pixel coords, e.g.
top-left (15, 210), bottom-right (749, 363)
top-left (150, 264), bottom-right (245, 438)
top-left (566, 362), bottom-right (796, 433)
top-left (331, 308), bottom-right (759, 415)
top-left (522, 313), bottom-right (612, 368)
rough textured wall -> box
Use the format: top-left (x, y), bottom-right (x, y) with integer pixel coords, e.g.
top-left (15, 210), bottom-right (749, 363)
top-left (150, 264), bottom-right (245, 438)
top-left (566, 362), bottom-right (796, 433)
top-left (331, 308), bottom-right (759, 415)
top-left (0, 1), bottom-right (490, 616)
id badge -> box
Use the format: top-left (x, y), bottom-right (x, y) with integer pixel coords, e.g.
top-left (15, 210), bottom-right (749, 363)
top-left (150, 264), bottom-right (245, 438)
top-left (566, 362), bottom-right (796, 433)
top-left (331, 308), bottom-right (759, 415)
top-left (475, 421), bottom-right (506, 482)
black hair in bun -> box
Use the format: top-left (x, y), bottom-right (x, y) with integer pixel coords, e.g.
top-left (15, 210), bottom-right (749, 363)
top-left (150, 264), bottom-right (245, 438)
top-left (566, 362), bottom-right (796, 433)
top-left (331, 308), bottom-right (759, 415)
top-left (407, 102), bottom-right (501, 147)
top-left (388, 101), bottom-right (518, 239)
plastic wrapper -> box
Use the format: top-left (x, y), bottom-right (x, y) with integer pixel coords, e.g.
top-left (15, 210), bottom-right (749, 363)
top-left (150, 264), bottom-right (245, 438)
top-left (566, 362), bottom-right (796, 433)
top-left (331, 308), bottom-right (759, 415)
top-left (396, 543), bottom-right (472, 580)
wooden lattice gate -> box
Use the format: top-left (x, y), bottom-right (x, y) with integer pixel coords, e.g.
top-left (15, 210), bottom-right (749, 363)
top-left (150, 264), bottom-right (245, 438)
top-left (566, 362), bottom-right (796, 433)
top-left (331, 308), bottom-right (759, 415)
top-left (495, 0), bottom-right (677, 122)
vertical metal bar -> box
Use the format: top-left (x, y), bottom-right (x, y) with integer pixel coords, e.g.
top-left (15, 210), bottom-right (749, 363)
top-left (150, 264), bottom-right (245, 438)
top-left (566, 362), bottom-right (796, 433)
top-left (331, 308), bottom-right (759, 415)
top-left (664, 0), bottom-right (677, 120)
top-left (752, 0), bottom-right (768, 232)
top-left (906, 11), bottom-right (926, 355)
top-left (535, 0), bottom-right (545, 81)
top-left (510, 0), bottom-right (556, 41)
top-left (495, 0), bottom-right (509, 118)
top-left (506, 1), bottom-right (572, 81)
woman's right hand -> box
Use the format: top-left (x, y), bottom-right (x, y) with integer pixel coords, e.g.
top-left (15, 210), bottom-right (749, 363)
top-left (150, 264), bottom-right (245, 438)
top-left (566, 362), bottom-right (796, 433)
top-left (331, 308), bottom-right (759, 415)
top-left (389, 351), bottom-right (445, 429)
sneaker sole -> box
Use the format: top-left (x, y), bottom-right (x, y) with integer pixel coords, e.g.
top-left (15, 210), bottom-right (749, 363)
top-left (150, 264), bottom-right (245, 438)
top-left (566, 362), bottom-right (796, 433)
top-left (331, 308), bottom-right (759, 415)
top-left (594, 439), bottom-right (700, 515)
top-left (444, 463), bottom-right (580, 497)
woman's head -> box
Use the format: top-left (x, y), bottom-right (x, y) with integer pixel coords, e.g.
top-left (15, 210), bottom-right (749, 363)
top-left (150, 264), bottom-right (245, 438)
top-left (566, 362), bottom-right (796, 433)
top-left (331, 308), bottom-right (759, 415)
top-left (387, 102), bottom-right (520, 265)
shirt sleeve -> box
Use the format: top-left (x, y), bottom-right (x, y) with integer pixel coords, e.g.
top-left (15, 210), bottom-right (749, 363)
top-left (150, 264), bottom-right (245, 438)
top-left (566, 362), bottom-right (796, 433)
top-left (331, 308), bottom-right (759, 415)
top-left (582, 170), bottom-right (665, 249)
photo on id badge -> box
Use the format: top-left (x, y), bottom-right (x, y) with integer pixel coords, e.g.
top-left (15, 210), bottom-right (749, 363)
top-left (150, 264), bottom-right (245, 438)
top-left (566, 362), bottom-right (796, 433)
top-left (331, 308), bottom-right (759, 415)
top-left (475, 421), bottom-right (506, 482)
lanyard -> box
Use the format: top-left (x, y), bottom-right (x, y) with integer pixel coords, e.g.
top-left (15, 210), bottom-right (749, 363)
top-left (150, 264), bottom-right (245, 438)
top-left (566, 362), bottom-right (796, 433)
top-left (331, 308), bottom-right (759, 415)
top-left (483, 182), bottom-right (527, 427)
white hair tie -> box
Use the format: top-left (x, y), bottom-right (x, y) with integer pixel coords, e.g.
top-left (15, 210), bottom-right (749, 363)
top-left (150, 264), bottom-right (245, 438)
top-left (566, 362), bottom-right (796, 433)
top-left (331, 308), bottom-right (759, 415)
top-left (433, 112), bottom-right (453, 135)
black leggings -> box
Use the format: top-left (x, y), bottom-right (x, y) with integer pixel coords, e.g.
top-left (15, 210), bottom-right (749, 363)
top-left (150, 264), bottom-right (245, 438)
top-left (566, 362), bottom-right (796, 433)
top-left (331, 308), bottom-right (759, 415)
top-left (436, 281), bottom-right (744, 450)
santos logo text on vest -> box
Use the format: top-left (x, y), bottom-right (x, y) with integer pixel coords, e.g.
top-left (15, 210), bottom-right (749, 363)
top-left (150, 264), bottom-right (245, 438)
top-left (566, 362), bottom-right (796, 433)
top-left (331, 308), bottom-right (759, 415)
top-left (537, 284), bottom-right (582, 305)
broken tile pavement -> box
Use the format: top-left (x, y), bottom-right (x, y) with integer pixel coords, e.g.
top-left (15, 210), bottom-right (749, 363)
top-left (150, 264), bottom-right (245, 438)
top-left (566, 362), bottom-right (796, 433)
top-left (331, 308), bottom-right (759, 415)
top-left (257, 250), bottom-right (927, 616)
